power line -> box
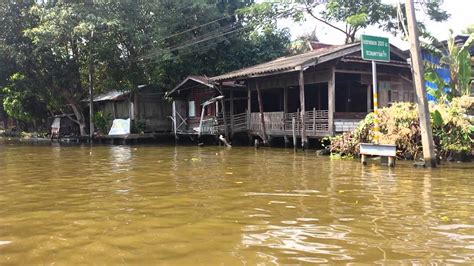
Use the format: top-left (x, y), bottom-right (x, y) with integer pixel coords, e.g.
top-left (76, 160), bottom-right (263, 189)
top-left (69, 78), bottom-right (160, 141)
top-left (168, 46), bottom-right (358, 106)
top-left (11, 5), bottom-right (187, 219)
top-left (138, 23), bottom-right (236, 61)
top-left (141, 36), bottom-right (230, 66)
top-left (132, 15), bottom-right (234, 52)
top-left (153, 15), bottom-right (232, 44)
top-left (138, 24), bottom-right (250, 63)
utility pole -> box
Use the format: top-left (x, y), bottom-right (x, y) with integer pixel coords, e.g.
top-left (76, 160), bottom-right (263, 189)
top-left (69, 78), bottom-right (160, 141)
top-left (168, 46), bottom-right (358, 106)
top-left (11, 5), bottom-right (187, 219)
top-left (88, 29), bottom-right (95, 142)
top-left (405, 0), bottom-right (437, 167)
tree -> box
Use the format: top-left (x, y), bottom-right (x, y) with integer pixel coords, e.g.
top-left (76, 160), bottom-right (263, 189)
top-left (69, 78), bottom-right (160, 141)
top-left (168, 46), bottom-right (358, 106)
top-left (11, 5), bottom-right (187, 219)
top-left (425, 31), bottom-right (474, 100)
top-left (239, 0), bottom-right (449, 43)
top-left (0, 0), bottom-right (291, 133)
top-left (463, 24), bottom-right (474, 35)
top-left (0, 0), bottom-right (52, 130)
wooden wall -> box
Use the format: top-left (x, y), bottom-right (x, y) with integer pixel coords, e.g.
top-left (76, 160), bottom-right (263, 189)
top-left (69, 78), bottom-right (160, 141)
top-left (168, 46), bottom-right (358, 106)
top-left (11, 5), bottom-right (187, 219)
top-left (96, 89), bottom-right (172, 133)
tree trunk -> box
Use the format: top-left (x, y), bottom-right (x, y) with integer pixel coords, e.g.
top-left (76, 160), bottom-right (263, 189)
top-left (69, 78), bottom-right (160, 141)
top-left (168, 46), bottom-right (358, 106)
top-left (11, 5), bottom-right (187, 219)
top-left (61, 90), bottom-right (87, 136)
top-left (71, 102), bottom-right (87, 137)
top-left (67, 39), bottom-right (88, 136)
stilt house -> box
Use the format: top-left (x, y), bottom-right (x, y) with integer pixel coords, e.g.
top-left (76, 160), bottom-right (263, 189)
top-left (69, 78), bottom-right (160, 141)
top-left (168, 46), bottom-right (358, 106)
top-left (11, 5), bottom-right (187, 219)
top-left (169, 42), bottom-right (415, 145)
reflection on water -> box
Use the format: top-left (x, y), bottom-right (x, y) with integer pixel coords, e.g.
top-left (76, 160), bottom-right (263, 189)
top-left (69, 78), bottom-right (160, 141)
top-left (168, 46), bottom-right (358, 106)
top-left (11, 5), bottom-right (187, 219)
top-left (0, 140), bottom-right (473, 264)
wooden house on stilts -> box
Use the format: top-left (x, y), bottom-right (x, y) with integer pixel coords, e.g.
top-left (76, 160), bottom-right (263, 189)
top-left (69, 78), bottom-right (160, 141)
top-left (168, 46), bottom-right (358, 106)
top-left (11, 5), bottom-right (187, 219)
top-left (166, 76), bottom-right (248, 140)
top-left (168, 42), bottom-right (415, 147)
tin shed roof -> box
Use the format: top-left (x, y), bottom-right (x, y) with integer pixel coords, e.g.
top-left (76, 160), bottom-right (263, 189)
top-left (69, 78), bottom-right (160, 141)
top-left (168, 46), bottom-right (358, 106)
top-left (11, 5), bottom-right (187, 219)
top-left (167, 75), bottom-right (241, 97)
top-left (211, 42), bottom-right (408, 81)
top-left (211, 43), bottom-right (359, 81)
top-left (91, 90), bottom-right (130, 102)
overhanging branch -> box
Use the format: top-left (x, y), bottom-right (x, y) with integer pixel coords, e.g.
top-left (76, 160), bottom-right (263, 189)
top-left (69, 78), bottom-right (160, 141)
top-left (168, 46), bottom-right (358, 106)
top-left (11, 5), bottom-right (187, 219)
top-left (305, 7), bottom-right (349, 38)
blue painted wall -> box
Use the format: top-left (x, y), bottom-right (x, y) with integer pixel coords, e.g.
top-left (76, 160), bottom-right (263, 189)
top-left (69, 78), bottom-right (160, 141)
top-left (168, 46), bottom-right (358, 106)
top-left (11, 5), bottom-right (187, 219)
top-left (421, 50), bottom-right (450, 102)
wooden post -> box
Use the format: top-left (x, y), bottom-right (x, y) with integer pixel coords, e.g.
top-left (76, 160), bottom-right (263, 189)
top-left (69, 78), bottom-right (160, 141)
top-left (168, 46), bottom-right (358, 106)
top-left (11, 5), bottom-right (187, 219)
top-left (198, 103), bottom-right (206, 137)
top-left (299, 69), bottom-right (307, 149)
top-left (406, 0), bottom-right (437, 167)
top-left (328, 66), bottom-right (335, 135)
top-left (221, 98), bottom-right (229, 140)
top-left (292, 116), bottom-right (297, 151)
top-left (283, 87), bottom-right (288, 114)
top-left (129, 100), bottom-right (134, 120)
top-left (361, 154), bottom-right (367, 165)
top-left (247, 85), bottom-right (251, 130)
top-left (297, 108), bottom-right (300, 135)
top-left (230, 90), bottom-right (235, 136)
top-left (367, 84), bottom-right (372, 112)
top-left (313, 107), bottom-right (316, 135)
top-left (256, 81), bottom-right (268, 143)
top-left (388, 156), bottom-right (396, 167)
top-left (284, 136), bottom-right (289, 148)
top-left (133, 91), bottom-right (139, 121)
top-left (112, 102), bottom-right (117, 119)
top-left (172, 101), bottom-right (177, 137)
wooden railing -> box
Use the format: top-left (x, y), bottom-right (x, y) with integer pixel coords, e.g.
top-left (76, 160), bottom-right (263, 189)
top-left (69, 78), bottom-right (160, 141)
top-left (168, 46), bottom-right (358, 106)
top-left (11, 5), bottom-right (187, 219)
top-left (200, 117), bottom-right (218, 135)
top-left (183, 110), bottom-right (330, 137)
top-left (250, 109), bottom-right (330, 137)
top-left (208, 112), bottom-right (249, 135)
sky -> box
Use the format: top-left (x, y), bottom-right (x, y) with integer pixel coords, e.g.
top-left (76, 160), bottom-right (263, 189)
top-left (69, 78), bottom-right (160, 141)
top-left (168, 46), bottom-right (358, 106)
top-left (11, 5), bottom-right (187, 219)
top-left (276, 0), bottom-right (474, 50)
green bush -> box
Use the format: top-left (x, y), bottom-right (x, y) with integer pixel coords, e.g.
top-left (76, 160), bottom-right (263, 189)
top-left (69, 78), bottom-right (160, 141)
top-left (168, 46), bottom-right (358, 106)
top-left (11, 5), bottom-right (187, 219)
top-left (330, 96), bottom-right (473, 160)
top-left (93, 111), bottom-right (111, 134)
top-left (134, 120), bottom-right (146, 133)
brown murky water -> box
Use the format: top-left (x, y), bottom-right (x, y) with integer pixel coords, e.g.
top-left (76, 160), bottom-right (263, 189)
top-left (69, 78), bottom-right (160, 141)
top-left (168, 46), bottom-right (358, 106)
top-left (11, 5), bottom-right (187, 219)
top-left (0, 140), bottom-right (473, 264)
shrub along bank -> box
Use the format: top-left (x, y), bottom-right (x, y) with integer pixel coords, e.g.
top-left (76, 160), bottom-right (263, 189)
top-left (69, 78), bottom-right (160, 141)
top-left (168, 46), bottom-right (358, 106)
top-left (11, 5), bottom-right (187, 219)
top-left (329, 96), bottom-right (474, 161)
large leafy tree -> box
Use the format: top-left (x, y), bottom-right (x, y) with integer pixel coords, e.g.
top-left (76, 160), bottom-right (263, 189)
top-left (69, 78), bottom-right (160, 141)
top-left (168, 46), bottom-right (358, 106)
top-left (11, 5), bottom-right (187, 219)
top-left (0, 0), bottom-right (52, 129)
top-left (0, 0), bottom-right (290, 133)
top-left (239, 0), bottom-right (449, 43)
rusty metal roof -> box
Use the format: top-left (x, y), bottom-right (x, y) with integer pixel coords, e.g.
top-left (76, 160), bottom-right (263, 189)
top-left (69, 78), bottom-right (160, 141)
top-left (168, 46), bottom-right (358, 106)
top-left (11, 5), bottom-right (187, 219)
top-left (211, 42), bottom-right (408, 81)
top-left (91, 90), bottom-right (130, 102)
top-left (167, 75), bottom-right (241, 97)
top-left (211, 43), bottom-right (360, 81)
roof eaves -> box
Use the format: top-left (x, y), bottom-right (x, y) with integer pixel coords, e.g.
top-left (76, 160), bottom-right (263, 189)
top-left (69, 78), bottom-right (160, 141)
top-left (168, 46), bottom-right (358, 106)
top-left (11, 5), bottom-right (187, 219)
top-left (167, 76), bottom-right (214, 96)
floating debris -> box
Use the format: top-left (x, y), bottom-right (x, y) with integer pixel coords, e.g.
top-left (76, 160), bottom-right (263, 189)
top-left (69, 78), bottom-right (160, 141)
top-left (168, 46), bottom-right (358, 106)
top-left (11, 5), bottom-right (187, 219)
top-left (0, 240), bottom-right (12, 246)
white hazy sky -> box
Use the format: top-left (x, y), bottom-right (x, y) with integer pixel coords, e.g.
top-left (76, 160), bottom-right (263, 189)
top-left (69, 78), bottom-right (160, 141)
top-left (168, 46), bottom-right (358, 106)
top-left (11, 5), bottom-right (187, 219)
top-left (276, 0), bottom-right (474, 50)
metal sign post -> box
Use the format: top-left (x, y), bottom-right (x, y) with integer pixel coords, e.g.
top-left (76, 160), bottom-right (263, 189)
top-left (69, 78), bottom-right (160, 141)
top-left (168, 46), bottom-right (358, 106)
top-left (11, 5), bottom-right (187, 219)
top-left (361, 35), bottom-right (390, 144)
top-left (359, 35), bottom-right (397, 167)
top-left (371, 60), bottom-right (379, 144)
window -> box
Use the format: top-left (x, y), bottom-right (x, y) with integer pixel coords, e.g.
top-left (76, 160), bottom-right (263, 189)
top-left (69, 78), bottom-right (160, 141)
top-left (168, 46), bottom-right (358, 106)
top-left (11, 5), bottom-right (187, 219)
top-left (188, 101), bottom-right (196, 117)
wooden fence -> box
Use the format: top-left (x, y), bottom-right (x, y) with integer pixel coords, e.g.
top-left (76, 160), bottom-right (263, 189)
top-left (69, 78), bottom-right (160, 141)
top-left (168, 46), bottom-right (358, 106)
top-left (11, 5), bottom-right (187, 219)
top-left (249, 109), bottom-right (330, 137)
top-left (179, 109), bottom-right (331, 137)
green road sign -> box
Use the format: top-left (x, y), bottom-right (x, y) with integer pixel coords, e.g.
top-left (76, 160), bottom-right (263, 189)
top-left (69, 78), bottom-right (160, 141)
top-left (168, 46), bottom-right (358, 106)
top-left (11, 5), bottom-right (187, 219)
top-left (361, 35), bottom-right (390, 62)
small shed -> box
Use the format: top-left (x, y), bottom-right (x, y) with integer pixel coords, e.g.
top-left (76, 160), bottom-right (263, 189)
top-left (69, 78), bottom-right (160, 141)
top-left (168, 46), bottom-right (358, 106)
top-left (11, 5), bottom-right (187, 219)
top-left (90, 85), bottom-right (171, 133)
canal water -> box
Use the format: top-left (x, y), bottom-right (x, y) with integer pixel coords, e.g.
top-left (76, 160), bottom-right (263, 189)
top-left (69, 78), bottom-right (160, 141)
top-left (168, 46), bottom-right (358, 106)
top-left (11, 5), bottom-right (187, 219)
top-left (0, 140), bottom-right (473, 264)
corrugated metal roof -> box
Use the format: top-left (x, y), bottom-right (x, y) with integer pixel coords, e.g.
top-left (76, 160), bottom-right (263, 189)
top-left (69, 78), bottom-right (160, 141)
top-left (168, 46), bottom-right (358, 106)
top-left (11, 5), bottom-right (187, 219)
top-left (211, 43), bottom-right (359, 81)
top-left (167, 75), bottom-right (242, 97)
top-left (92, 90), bottom-right (130, 102)
top-left (307, 41), bottom-right (334, 51)
top-left (341, 56), bottom-right (410, 67)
